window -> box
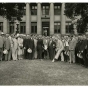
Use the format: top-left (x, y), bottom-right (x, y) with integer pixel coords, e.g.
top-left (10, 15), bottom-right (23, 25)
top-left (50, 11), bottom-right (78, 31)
top-left (31, 6), bottom-right (37, 15)
top-left (20, 22), bottom-right (26, 34)
top-left (66, 22), bottom-right (73, 33)
top-left (9, 22), bottom-right (14, 34)
top-left (42, 6), bottom-right (49, 15)
top-left (0, 22), bottom-right (3, 32)
top-left (54, 22), bottom-right (61, 33)
top-left (31, 22), bottom-right (37, 34)
top-left (54, 5), bottom-right (61, 15)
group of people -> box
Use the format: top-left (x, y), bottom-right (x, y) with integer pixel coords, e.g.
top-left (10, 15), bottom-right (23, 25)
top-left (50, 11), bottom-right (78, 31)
top-left (0, 32), bottom-right (88, 68)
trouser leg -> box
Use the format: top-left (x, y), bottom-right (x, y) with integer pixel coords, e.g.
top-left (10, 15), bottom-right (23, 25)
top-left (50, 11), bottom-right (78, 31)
top-left (54, 49), bottom-right (62, 59)
top-left (0, 48), bottom-right (3, 61)
top-left (61, 52), bottom-right (64, 61)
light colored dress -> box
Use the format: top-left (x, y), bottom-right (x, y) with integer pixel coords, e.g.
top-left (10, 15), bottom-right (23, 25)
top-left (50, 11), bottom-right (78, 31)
top-left (17, 37), bottom-right (23, 60)
top-left (12, 38), bottom-right (18, 61)
top-left (34, 39), bottom-right (37, 59)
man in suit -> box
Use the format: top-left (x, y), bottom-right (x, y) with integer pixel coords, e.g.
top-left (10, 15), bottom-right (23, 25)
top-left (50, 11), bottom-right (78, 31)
top-left (0, 33), bottom-right (4, 61)
top-left (48, 37), bottom-right (56, 60)
top-left (79, 35), bottom-right (87, 66)
top-left (4, 34), bottom-right (11, 61)
top-left (43, 36), bottom-right (49, 59)
top-left (1, 33), bottom-right (6, 60)
top-left (69, 35), bottom-right (77, 64)
top-left (37, 36), bottom-right (43, 59)
top-left (84, 35), bottom-right (88, 67)
top-left (28, 36), bottom-right (35, 60)
top-left (23, 35), bottom-right (28, 59)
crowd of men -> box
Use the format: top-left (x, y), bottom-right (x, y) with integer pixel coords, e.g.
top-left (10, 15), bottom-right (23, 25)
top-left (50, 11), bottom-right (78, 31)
top-left (0, 32), bottom-right (88, 68)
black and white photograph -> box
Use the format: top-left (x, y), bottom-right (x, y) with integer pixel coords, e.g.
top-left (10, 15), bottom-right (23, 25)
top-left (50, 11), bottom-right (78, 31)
top-left (0, 0), bottom-right (88, 86)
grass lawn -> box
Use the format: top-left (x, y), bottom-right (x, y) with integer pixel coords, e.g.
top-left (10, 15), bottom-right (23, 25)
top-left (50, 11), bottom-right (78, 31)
top-left (0, 59), bottom-right (88, 85)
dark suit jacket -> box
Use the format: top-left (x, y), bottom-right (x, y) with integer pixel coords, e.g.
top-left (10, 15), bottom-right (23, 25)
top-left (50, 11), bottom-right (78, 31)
top-left (28, 38), bottom-right (34, 50)
top-left (48, 40), bottom-right (56, 50)
top-left (37, 39), bottom-right (43, 51)
top-left (4, 38), bottom-right (11, 50)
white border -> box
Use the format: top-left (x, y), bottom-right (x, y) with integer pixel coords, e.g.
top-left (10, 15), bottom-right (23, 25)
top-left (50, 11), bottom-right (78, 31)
top-left (0, 0), bottom-right (88, 3)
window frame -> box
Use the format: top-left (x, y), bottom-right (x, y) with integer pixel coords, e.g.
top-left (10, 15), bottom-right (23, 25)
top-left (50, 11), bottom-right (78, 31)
top-left (54, 22), bottom-right (61, 33)
top-left (0, 22), bottom-right (3, 32)
top-left (31, 22), bottom-right (37, 34)
top-left (42, 5), bottom-right (49, 15)
top-left (9, 22), bottom-right (14, 34)
top-left (31, 5), bottom-right (37, 15)
top-left (54, 5), bottom-right (61, 15)
top-left (66, 22), bottom-right (72, 33)
top-left (20, 22), bottom-right (26, 34)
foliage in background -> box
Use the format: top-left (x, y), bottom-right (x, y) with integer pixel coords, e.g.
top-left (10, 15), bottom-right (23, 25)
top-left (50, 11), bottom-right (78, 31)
top-left (0, 3), bottom-right (25, 21)
top-left (65, 3), bottom-right (88, 33)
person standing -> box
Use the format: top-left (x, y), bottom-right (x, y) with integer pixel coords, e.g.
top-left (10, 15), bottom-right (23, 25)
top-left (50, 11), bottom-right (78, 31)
top-left (43, 37), bottom-right (49, 59)
top-left (2, 33), bottom-right (6, 60)
top-left (0, 33), bottom-right (4, 61)
top-left (28, 36), bottom-right (34, 60)
top-left (12, 35), bottom-right (18, 61)
top-left (17, 35), bottom-right (23, 60)
top-left (33, 36), bottom-right (38, 59)
top-left (69, 35), bottom-right (77, 64)
top-left (48, 37), bottom-right (56, 60)
top-left (52, 36), bottom-right (64, 62)
top-left (4, 34), bottom-right (11, 61)
top-left (23, 35), bottom-right (28, 59)
top-left (37, 36), bottom-right (43, 59)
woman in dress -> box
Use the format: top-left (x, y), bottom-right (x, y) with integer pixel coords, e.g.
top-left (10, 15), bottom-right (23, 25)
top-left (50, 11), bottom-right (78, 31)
top-left (17, 35), bottom-right (23, 60)
top-left (12, 35), bottom-right (18, 61)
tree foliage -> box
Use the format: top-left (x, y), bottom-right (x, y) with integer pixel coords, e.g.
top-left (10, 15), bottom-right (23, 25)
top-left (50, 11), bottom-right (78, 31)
top-left (0, 3), bottom-right (26, 21)
top-left (65, 3), bottom-right (88, 33)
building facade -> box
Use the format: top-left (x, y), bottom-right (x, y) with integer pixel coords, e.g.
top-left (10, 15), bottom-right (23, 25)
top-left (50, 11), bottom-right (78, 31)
top-left (0, 3), bottom-right (73, 35)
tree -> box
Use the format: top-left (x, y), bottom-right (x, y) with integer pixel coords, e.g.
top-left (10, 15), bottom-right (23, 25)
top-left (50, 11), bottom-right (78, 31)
top-left (0, 3), bottom-right (25, 21)
top-left (64, 3), bottom-right (88, 33)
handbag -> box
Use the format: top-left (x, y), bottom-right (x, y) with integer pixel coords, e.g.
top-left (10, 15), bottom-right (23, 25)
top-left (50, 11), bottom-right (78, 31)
top-left (27, 48), bottom-right (32, 53)
top-left (3, 49), bottom-right (8, 54)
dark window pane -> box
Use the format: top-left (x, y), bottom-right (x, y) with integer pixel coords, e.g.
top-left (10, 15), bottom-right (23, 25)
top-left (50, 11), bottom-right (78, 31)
top-left (31, 6), bottom-right (37, 15)
top-left (46, 10), bottom-right (49, 15)
top-left (0, 22), bottom-right (3, 32)
top-left (20, 22), bottom-right (26, 34)
top-left (46, 6), bottom-right (49, 9)
top-left (31, 22), bottom-right (37, 34)
top-left (31, 10), bottom-right (37, 15)
top-left (54, 9), bottom-right (61, 15)
top-left (9, 22), bottom-right (14, 34)
top-left (66, 22), bottom-right (72, 33)
top-left (42, 10), bottom-right (45, 15)
top-left (54, 5), bottom-right (61, 15)
top-left (42, 6), bottom-right (49, 15)
top-left (0, 27), bottom-right (1, 31)
top-left (54, 22), bottom-right (61, 33)
top-left (31, 26), bottom-right (34, 33)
